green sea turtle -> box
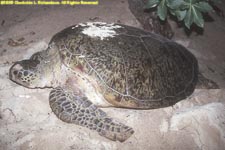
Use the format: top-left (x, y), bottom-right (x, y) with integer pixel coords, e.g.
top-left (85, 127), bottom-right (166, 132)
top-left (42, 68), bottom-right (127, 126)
top-left (9, 22), bottom-right (198, 142)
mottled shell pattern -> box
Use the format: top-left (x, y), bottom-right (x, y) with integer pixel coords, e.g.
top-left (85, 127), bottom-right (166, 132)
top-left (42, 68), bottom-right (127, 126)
top-left (49, 22), bottom-right (198, 109)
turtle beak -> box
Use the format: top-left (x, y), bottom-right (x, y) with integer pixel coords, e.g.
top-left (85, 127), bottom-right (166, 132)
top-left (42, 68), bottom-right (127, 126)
top-left (9, 61), bottom-right (23, 81)
top-left (9, 61), bottom-right (29, 87)
top-left (9, 60), bottom-right (39, 88)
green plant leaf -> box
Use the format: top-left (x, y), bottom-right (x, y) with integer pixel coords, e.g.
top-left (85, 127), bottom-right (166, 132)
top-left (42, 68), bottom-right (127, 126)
top-left (145, 0), bottom-right (160, 8)
top-left (169, 9), bottom-right (176, 16)
top-left (184, 0), bottom-right (198, 4)
top-left (184, 8), bottom-right (193, 29)
top-left (184, 0), bottom-right (190, 3)
top-left (210, 0), bottom-right (221, 3)
top-left (157, 0), bottom-right (167, 20)
top-left (175, 10), bottom-right (187, 21)
top-left (180, 2), bottom-right (190, 10)
top-left (192, 6), bottom-right (204, 27)
top-left (194, 2), bottom-right (213, 12)
top-left (191, 0), bottom-right (198, 4)
top-left (167, 0), bottom-right (184, 9)
top-left (145, 0), bottom-right (212, 29)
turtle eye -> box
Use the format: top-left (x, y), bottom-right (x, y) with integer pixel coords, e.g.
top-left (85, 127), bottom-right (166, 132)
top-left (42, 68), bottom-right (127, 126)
top-left (13, 70), bottom-right (18, 75)
top-left (23, 70), bottom-right (28, 76)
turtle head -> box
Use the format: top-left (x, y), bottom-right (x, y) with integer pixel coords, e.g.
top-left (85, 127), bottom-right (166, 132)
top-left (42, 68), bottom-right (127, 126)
top-left (9, 51), bottom-right (55, 88)
top-left (9, 59), bottom-right (44, 88)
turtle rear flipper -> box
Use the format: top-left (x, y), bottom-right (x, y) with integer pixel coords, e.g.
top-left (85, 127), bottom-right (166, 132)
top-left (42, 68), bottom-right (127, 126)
top-left (49, 86), bottom-right (134, 142)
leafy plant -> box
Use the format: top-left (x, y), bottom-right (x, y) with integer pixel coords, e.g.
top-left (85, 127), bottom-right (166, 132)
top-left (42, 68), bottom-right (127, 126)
top-left (145, 0), bottom-right (220, 29)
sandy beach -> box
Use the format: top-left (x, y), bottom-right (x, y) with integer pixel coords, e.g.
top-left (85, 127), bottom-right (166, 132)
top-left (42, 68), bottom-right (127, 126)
top-left (0, 0), bottom-right (225, 149)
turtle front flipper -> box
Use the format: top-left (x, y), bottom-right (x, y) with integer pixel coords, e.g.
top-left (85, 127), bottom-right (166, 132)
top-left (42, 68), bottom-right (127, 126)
top-left (49, 86), bottom-right (134, 142)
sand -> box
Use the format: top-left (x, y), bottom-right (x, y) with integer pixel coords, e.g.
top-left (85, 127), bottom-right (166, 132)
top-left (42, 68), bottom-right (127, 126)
top-left (0, 0), bottom-right (225, 149)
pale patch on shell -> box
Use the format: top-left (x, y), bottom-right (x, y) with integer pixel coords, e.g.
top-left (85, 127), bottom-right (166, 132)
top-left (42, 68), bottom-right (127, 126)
top-left (72, 22), bottom-right (123, 40)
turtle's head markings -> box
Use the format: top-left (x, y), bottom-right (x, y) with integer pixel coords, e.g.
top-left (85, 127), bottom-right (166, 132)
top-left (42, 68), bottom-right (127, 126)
top-left (9, 59), bottom-right (42, 88)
